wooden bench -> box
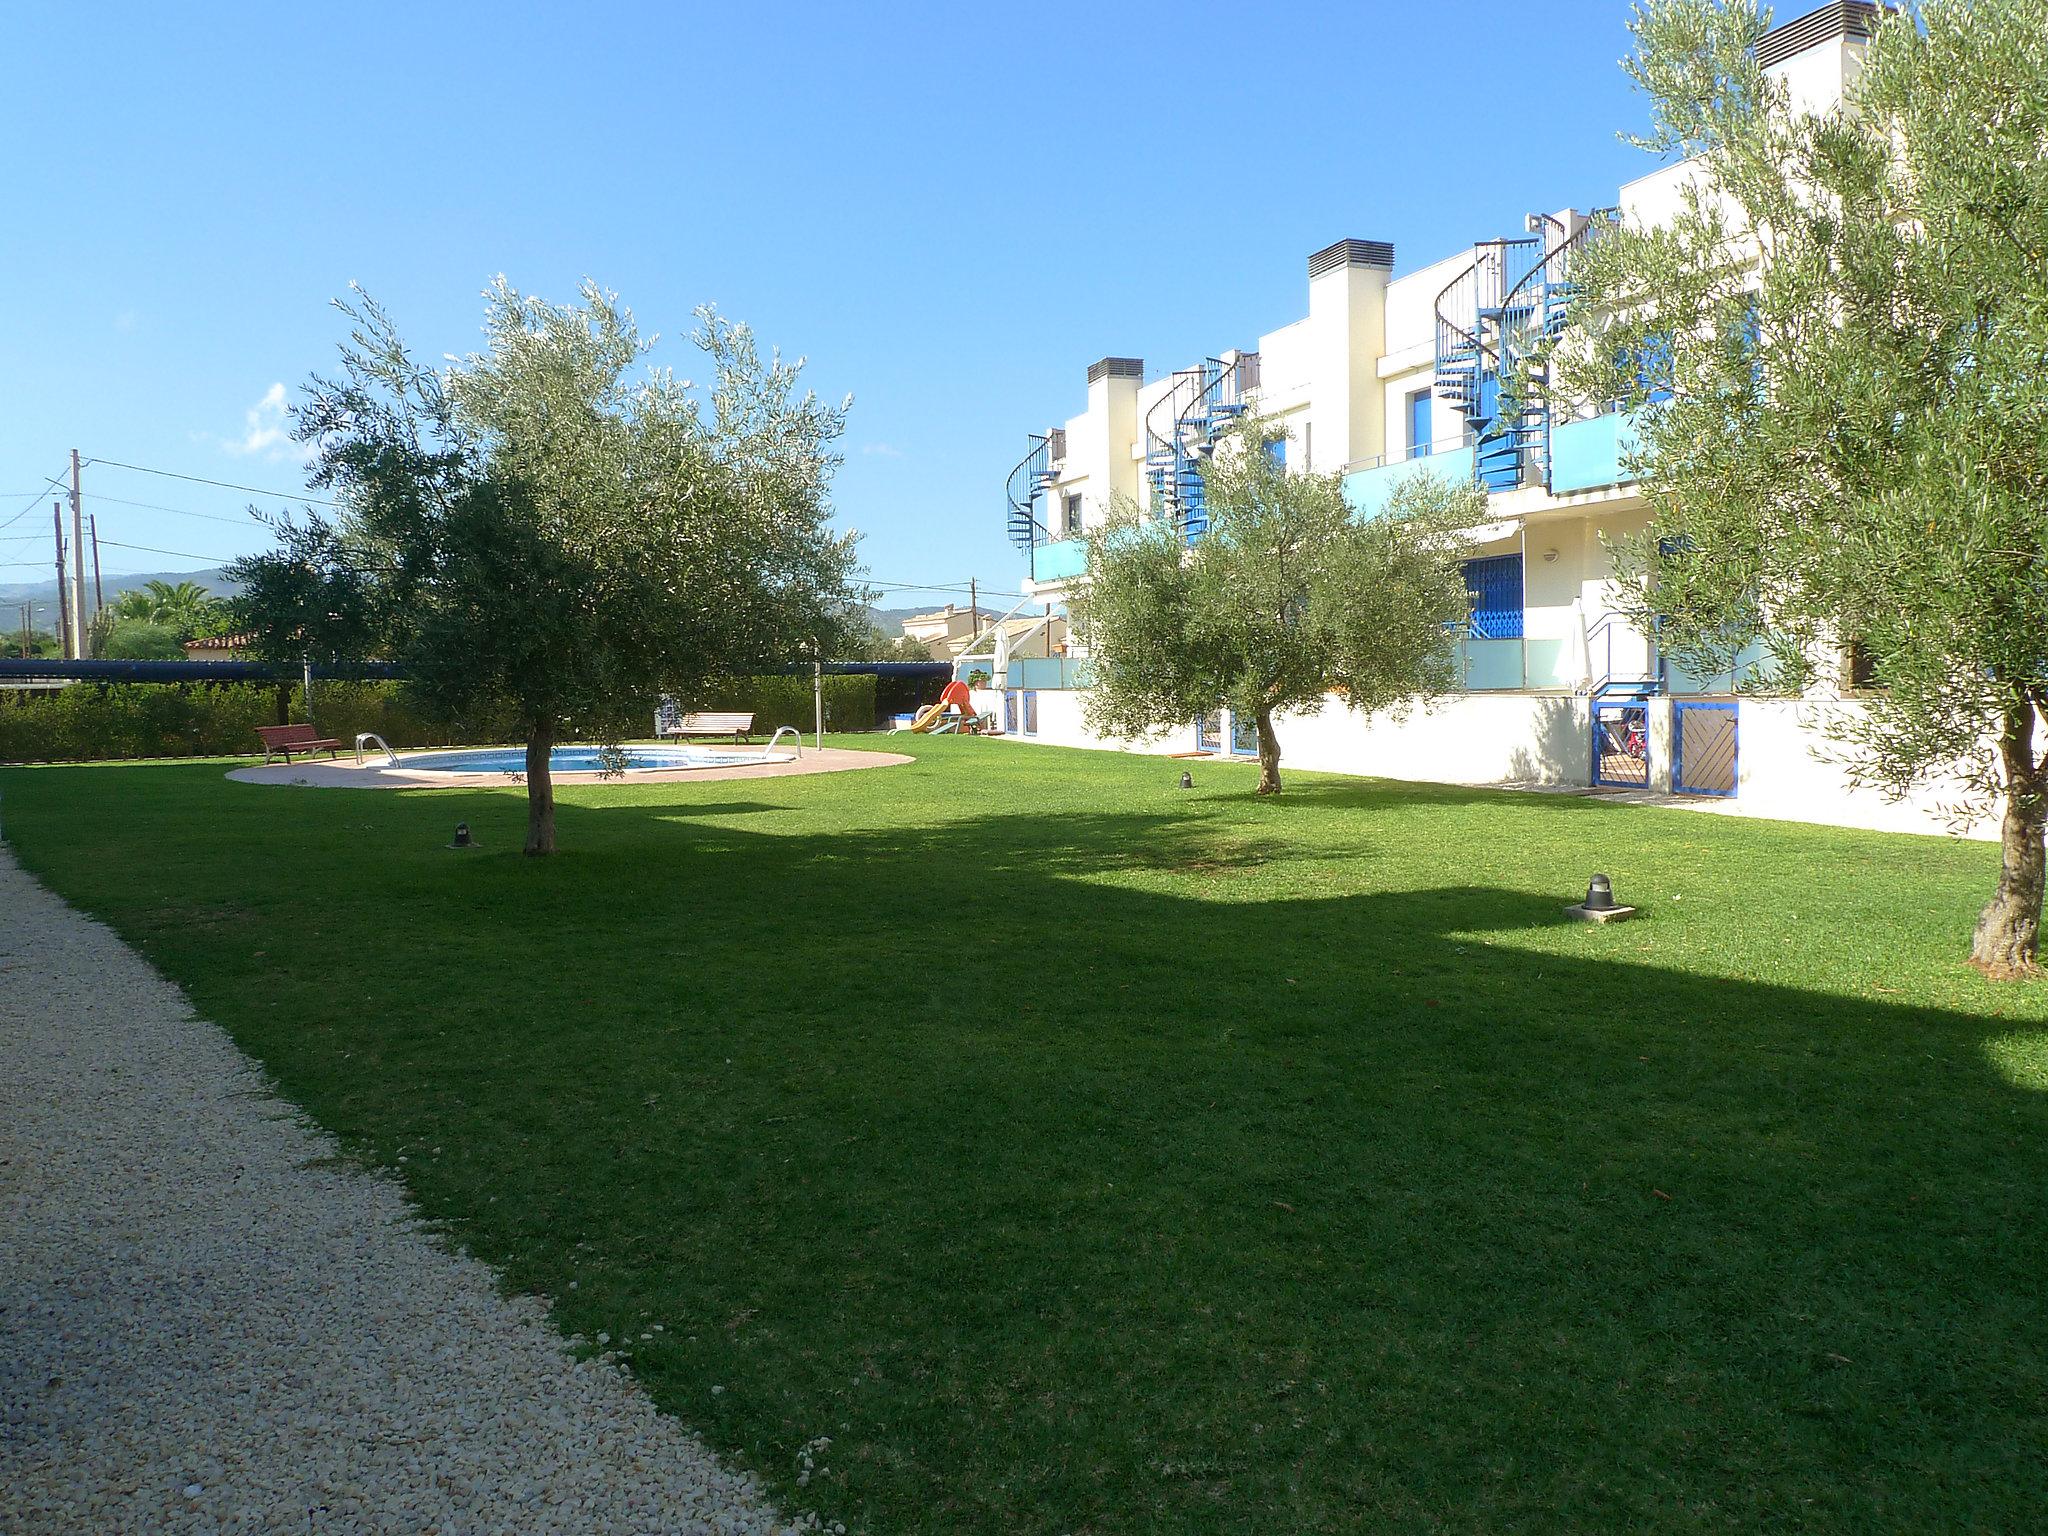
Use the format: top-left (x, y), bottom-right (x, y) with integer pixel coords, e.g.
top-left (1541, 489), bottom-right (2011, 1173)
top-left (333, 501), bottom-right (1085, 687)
top-left (657, 711), bottom-right (755, 743)
top-left (255, 723), bottom-right (343, 763)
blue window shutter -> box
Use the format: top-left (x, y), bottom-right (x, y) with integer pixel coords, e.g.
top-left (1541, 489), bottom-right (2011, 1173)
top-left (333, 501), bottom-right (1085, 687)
top-left (1264, 438), bottom-right (1286, 468)
top-left (1407, 389), bottom-right (1432, 459)
top-left (1462, 554), bottom-right (1525, 639)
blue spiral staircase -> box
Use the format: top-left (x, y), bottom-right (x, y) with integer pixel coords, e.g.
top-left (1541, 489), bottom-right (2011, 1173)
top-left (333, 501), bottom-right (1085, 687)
top-left (1004, 432), bottom-right (1055, 553)
top-left (1142, 355), bottom-right (1256, 543)
top-left (1434, 211), bottom-right (1612, 493)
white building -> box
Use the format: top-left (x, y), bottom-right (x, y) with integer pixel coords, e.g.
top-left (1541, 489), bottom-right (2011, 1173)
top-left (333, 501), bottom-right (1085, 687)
top-left (982, 1), bottom-right (1982, 840)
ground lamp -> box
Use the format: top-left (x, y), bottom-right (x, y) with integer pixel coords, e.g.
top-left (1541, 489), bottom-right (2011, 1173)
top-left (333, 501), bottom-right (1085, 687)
top-left (1564, 872), bottom-right (1635, 923)
top-left (1179, 771), bottom-right (1194, 790)
top-left (449, 822), bottom-right (476, 851)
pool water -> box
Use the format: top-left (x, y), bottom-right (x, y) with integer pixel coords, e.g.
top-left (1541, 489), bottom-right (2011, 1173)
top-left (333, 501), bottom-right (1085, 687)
top-left (403, 745), bottom-right (793, 775)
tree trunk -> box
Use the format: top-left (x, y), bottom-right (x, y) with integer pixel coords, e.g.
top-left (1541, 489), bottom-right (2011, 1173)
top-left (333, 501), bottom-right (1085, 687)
top-left (524, 722), bottom-right (556, 857)
top-left (1254, 706), bottom-right (1282, 796)
top-left (1970, 700), bottom-right (2044, 979)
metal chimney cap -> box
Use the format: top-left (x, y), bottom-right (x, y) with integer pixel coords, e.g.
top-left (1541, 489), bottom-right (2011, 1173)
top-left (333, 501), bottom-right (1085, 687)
top-left (1308, 238), bottom-right (1395, 278)
top-left (1087, 356), bottom-right (1145, 384)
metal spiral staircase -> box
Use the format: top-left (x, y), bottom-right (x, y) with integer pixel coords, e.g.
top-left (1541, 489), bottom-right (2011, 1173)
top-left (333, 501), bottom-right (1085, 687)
top-left (1434, 210), bottom-right (1613, 493)
top-left (1004, 432), bottom-right (1056, 553)
top-left (1142, 354), bottom-right (1257, 543)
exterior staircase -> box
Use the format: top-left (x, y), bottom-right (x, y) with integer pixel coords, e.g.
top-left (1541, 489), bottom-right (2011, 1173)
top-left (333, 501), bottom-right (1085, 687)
top-left (1004, 433), bottom-right (1056, 552)
top-left (1143, 354), bottom-right (1258, 543)
top-left (1434, 210), bottom-right (1615, 493)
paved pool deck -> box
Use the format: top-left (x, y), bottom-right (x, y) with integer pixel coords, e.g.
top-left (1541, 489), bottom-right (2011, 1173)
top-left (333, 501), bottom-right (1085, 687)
top-left (226, 744), bottom-right (911, 790)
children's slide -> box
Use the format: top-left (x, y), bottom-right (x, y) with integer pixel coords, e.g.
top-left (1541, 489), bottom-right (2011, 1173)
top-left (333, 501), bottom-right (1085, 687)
top-left (907, 680), bottom-right (978, 733)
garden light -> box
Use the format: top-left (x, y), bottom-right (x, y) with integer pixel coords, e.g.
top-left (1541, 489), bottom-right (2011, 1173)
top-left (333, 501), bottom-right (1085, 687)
top-left (1565, 872), bottom-right (1635, 923)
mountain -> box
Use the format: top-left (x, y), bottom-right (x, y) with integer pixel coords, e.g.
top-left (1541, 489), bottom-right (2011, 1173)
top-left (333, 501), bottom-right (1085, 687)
top-left (0, 567), bottom-right (237, 636)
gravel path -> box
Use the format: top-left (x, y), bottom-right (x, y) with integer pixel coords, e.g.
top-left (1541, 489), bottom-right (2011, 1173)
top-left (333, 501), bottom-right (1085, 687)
top-left (0, 845), bottom-right (816, 1535)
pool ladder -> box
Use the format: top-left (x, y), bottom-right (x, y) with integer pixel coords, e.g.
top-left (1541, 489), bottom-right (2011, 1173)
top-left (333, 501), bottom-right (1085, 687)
top-left (765, 726), bottom-right (802, 759)
top-left (353, 732), bottom-right (399, 768)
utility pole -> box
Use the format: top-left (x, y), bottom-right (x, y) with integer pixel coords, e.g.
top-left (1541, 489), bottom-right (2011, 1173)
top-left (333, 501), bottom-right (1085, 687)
top-left (89, 515), bottom-right (104, 614)
top-left (68, 449), bottom-right (87, 658)
top-left (18, 603), bottom-right (29, 658)
top-left (52, 502), bottom-right (70, 659)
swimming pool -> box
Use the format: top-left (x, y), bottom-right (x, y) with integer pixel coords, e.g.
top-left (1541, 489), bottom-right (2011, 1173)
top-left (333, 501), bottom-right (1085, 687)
top-left (402, 745), bottom-right (795, 775)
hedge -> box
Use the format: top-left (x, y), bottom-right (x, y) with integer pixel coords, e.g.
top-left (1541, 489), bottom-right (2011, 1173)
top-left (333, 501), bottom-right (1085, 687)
top-left (0, 675), bottom-right (889, 764)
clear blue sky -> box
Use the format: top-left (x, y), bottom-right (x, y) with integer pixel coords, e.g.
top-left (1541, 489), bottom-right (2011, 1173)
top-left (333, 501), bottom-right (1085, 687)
top-left (0, 1), bottom-right (1659, 610)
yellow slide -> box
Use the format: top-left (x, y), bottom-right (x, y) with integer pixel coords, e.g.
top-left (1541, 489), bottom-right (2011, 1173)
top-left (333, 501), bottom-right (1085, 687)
top-left (908, 699), bottom-right (950, 733)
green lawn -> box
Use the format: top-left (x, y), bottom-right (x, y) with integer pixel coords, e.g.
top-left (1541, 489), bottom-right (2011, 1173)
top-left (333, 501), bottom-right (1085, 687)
top-left (5, 736), bottom-right (2046, 1531)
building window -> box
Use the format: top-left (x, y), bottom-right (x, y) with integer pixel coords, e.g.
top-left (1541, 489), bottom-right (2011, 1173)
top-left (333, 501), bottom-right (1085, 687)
top-left (1228, 711), bottom-right (1259, 756)
top-left (1264, 437), bottom-right (1286, 469)
top-left (1843, 640), bottom-right (1880, 691)
top-left (1023, 690), bottom-right (1039, 735)
top-left (1062, 493), bottom-right (1083, 535)
top-left (1462, 554), bottom-right (1525, 640)
top-left (1407, 388), bottom-right (1433, 460)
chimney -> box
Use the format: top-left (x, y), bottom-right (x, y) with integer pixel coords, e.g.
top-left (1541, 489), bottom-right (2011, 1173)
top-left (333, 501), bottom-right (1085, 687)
top-left (1306, 239), bottom-right (1395, 469)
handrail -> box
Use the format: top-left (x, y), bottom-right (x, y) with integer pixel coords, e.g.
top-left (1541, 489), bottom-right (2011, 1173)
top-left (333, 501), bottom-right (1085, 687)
top-left (1433, 236), bottom-right (1541, 377)
top-left (1003, 433), bottom-right (1053, 550)
top-left (353, 731), bottom-right (399, 768)
top-left (1578, 611), bottom-right (1659, 698)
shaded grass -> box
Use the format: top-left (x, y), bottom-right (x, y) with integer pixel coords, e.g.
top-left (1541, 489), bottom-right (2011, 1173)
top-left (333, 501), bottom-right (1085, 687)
top-left (4, 735), bottom-right (2047, 1532)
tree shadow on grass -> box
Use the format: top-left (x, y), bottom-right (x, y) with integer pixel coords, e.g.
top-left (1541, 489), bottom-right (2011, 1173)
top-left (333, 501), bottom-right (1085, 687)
top-left (355, 796), bottom-right (2048, 1534)
top-left (16, 760), bottom-right (2046, 1533)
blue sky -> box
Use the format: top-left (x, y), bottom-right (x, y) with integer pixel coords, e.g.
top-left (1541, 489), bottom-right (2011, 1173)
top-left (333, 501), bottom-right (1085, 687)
top-left (0, 1), bottom-right (1659, 611)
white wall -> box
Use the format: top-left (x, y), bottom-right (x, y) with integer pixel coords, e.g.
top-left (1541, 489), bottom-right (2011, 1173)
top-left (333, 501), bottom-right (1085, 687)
top-left (973, 684), bottom-right (2001, 842)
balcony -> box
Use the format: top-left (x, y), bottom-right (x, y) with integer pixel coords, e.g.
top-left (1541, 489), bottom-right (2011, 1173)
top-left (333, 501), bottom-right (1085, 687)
top-left (1548, 411), bottom-right (1642, 495)
top-left (1010, 656), bottom-right (1093, 689)
top-left (1342, 444), bottom-right (1476, 520)
top-left (1031, 537), bottom-right (1088, 584)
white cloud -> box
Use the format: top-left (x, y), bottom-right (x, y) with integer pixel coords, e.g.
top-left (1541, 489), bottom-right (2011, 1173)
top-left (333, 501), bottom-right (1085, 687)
top-left (223, 382), bottom-right (310, 462)
top-left (859, 442), bottom-right (905, 459)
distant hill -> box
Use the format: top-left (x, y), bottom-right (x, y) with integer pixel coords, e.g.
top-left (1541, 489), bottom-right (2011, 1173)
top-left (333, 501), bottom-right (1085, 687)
top-left (0, 566), bottom-right (236, 637)
top-left (867, 604), bottom-right (992, 629)
top-left (0, 585), bottom-right (976, 646)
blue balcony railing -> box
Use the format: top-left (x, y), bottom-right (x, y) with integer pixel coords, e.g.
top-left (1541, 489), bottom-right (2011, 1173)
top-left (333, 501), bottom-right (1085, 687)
top-left (1342, 443), bottom-right (1477, 520)
top-left (1031, 537), bottom-right (1088, 584)
top-left (1010, 656), bottom-right (1093, 690)
top-left (1549, 411), bottom-right (1641, 494)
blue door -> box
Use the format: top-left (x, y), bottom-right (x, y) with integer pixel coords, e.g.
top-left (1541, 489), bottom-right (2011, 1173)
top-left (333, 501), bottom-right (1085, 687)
top-left (1407, 388), bottom-right (1433, 459)
top-left (1228, 711), bottom-right (1258, 756)
top-left (1196, 711), bottom-right (1222, 752)
top-left (1592, 701), bottom-right (1650, 787)
top-left (1673, 702), bottom-right (1738, 795)
top-left (1023, 690), bottom-right (1039, 736)
top-left (1002, 690), bottom-right (1017, 734)
top-left (1463, 554), bottom-right (1525, 639)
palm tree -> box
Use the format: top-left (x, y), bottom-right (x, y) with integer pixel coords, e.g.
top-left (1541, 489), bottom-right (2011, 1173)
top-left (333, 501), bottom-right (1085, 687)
top-left (107, 579), bottom-right (217, 630)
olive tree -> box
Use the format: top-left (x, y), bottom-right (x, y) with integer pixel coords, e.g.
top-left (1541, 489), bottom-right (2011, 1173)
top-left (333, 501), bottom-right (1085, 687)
top-left (1549, 0), bottom-right (2048, 976)
top-left (231, 279), bottom-right (859, 854)
top-left (1072, 414), bottom-right (1481, 794)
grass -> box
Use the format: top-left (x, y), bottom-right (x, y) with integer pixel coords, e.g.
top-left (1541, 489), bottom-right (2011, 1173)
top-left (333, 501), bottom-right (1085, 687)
top-left (4, 734), bottom-right (2047, 1532)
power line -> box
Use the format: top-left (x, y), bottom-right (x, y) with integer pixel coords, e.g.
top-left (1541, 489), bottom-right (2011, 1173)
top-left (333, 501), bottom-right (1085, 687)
top-left (864, 579), bottom-right (1028, 600)
top-left (0, 472), bottom-right (72, 534)
top-left (96, 538), bottom-right (237, 565)
top-left (79, 492), bottom-right (273, 526)
top-left (83, 457), bottom-right (341, 508)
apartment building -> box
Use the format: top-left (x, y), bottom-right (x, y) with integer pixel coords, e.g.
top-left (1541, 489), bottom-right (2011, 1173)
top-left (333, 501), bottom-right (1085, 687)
top-left (979, 2), bottom-right (1976, 838)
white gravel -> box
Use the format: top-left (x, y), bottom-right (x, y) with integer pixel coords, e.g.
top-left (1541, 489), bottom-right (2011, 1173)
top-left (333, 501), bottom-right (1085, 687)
top-left (0, 845), bottom-right (817, 1535)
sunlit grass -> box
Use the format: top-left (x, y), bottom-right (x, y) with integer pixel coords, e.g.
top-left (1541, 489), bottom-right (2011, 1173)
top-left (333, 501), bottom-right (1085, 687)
top-left (4, 735), bottom-right (2045, 1533)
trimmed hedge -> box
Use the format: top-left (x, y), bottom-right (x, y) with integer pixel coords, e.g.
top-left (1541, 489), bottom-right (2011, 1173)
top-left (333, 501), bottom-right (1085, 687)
top-left (692, 674), bottom-right (875, 735)
top-left (0, 675), bottom-right (887, 763)
top-left (0, 684), bottom-right (288, 763)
